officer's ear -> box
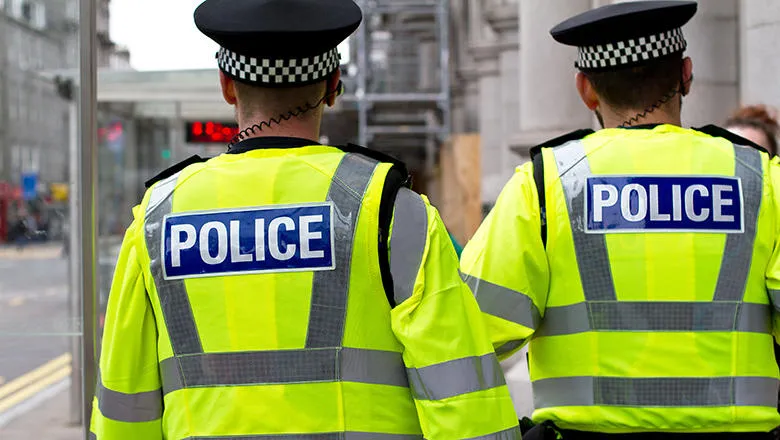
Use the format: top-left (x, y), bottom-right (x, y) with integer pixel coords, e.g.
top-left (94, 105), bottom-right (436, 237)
top-left (681, 56), bottom-right (693, 97)
top-left (576, 71), bottom-right (599, 111)
top-left (325, 70), bottom-right (342, 107)
top-left (219, 70), bottom-right (238, 106)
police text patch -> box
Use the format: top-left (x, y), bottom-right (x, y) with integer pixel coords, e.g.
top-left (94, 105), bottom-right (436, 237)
top-left (163, 203), bottom-right (335, 279)
top-left (585, 176), bottom-right (744, 234)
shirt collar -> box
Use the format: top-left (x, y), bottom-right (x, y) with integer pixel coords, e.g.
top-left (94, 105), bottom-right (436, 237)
top-left (227, 136), bottom-right (321, 154)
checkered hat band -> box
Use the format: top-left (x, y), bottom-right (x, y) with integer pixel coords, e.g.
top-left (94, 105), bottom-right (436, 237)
top-left (217, 47), bottom-right (341, 86)
top-left (576, 28), bottom-right (686, 70)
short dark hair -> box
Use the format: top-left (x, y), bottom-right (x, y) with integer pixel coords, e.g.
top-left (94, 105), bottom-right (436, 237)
top-left (584, 55), bottom-right (684, 111)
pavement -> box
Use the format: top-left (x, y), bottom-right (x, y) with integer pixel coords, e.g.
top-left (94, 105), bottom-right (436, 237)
top-left (0, 382), bottom-right (83, 440)
top-left (0, 243), bottom-right (84, 439)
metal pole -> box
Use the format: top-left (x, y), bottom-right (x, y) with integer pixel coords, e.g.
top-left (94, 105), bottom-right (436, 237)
top-left (438, 0), bottom-right (452, 141)
top-left (67, 98), bottom-right (82, 426)
top-left (356, 0), bottom-right (369, 147)
top-left (170, 101), bottom-right (182, 164)
top-left (0, 12), bottom-right (9, 183)
top-left (79, 0), bottom-right (98, 435)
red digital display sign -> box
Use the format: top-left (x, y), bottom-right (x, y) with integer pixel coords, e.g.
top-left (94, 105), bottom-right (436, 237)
top-left (186, 121), bottom-right (240, 144)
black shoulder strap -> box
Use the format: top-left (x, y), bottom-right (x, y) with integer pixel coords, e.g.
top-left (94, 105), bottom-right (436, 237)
top-left (337, 143), bottom-right (411, 307)
top-left (145, 155), bottom-right (208, 189)
top-left (529, 129), bottom-right (594, 248)
top-left (693, 124), bottom-right (769, 153)
top-left (532, 151), bottom-right (547, 248)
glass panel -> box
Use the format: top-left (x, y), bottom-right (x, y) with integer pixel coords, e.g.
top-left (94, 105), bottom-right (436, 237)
top-left (0, 0), bottom-right (85, 437)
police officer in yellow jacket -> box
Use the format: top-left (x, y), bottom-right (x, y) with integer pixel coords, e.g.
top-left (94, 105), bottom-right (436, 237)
top-left (462, 1), bottom-right (780, 438)
top-left (89, 1), bottom-right (520, 439)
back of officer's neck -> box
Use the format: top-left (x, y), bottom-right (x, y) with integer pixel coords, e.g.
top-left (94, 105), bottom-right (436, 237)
top-left (238, 115), bottom-right (322, 144)
top-left (600, 104), bottom-right (682, 129)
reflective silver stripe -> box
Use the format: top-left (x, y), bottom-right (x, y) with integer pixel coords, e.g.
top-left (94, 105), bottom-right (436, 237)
top-left (407, 353), bottom-right (505, 401)
top-left (495, 340), bottom-right (524, 357)
top-left (769, 289), bottom-right (780, 312)
top-left (390, 188), bottom-right (428, 305)
top-left (553, 141), bottom-right (617, 302)
top-left (307, 153), bottom-right (378, 348)
top-left (537, 301), bottom-right (771, 336)
top-left (533, 376), bottom-right (780, 408)
top-left (341, 346), bottom-right (408, 387)
top-left (463, 275), bottom-right (540, 330)
top-left (184, 434), bottom-right (423, 440)
top-left (466, 426), bottom-right (522, 440)
top-left (160, 347), bottom-right (408, 394)
top-left (96, 376), bottom-right (162, 423)
top-left (713, 145), bottom-right (763, 302)
top-left (145, 172), bottom-right (203, 355)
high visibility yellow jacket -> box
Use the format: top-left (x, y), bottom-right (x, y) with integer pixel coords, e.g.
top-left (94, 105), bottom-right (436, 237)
top-left (90, 138), bottom-right (519, 440)
top-left (461, 124), bottom-right (780, 434)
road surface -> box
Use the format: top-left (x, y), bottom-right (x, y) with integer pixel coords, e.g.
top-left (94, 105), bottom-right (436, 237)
top-left (0, 246), bottom-right (73, 386)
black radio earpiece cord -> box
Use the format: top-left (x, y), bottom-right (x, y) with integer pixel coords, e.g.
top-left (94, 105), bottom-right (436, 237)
top-left (228, 81), bottom-right (344, 149)
top-left (619, 74), bottom-right (694, 128)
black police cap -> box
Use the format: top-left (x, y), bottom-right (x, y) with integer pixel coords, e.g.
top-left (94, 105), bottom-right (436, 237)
top-left (550, 1), bottom-right (697, 71)
top-left (195, 0), bottom-right (362, 87)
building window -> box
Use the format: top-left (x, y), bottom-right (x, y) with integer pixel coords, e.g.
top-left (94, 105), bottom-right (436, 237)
top-left (32, 2), bottom-right (45, 29)
top-left (12, 0), bottom-right (45, 29)
top-left (21, 1), bottom-right (31, 21)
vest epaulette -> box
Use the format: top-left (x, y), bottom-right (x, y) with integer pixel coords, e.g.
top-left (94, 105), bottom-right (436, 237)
top-left (530, 128), bottom-right (595, 159)
top-left (338, 143), bottom-right (412, 307)
top-left (338, 143), bottom-right (410, 181)
top-left (531, 129), bottom-right (593, 248)
top-left (693, 124), bottom-right (769, 154)
top-left (145, 155), bottom-right (209, 189)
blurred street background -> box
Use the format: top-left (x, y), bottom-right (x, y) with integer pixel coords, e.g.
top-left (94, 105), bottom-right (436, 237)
top-left (0, 0), bottom-right (777, 437)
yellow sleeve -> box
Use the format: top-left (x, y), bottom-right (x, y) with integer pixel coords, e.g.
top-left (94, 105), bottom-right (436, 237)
top-left (765, 157), bottom-right (780, 343)
top-left (461, 162), bottom-right (550, 359)
top-left (389, 190), bottom-right (520, 440)
top-left (90, 213), bottom-right (163, 440)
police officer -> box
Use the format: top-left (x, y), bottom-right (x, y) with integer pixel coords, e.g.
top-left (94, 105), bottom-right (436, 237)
top-left (90, 1), bottom-right (519, 439)
top-left (461, 1), bottom-right (780, 439)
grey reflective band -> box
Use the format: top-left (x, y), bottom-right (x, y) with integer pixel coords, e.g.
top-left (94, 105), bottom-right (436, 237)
top-left (533, 375), bottom-right (780, 408)
top-left (553, 141), bottom-right (617, 302)
top-left (390, 188), bottom-right (428, 305)
top-left (96, 376), bottom-right (162, 423)
top-left (495, 340), bottom-right (525, 357)
top-left (713, 145), bottom-right (763, 302)
top-left (184, 434), bottom-right (422, 440)
top-left (463, 275), bottom-right (540, 330)
top-left (160, 347), bottom-right (408, 394)
top-left (89, 433), bottom-right (97, 440)
top-left (145, 173), bottom-right (203, 355)
top-left (770, 289), bottom-right (780, 312)
top-left (466, 426), bottom-right (522, 440)
top-left (407, 353), bottom-right (505, 401)
top-left (307, 153), bottom-right (378, 348)
top-left (537, 301), bottom-right (771, 336)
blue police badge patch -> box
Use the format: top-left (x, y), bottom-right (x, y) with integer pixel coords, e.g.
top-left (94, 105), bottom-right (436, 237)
top-left (162, 203), bottom-right (335, 279)
top-left (585, 176), bottom-right (744, 234)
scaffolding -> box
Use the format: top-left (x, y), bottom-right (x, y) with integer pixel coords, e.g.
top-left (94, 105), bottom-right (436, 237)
top-left (353, 0), bottom-right (451, 180)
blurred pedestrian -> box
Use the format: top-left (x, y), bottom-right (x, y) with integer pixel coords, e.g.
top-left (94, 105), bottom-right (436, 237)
top-left (726, 104), bottom-right (779, 156)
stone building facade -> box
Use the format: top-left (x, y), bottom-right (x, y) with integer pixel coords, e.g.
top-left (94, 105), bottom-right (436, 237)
top-left (450, 0), bottom-right (762, 207)
top-left (0, 0), bottom-right (129, 186)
